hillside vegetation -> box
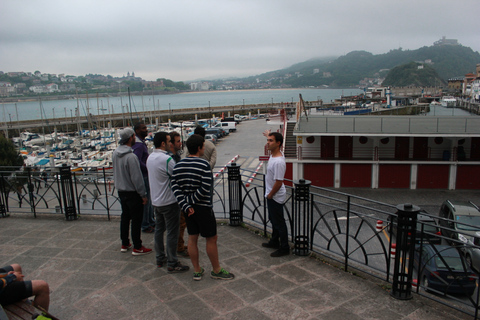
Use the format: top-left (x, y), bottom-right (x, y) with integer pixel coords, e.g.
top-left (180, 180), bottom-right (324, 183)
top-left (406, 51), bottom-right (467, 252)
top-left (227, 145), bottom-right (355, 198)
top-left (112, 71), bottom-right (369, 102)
top-left (248, 45), bottom-right (479, 87)
top-left (382, 62), bottom-right (446, 87)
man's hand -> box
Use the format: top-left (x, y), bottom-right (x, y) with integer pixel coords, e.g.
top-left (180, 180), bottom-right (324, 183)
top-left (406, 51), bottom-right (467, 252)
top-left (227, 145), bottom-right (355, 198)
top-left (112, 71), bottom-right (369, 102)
top-left (142, 197), bottom-right (148, 205)
top-left (9, 271), bottom-right (24, 282)
top-left (262, 129), bottom-right (271, 137)
top-left (187, 207), bottom-right (195, 216)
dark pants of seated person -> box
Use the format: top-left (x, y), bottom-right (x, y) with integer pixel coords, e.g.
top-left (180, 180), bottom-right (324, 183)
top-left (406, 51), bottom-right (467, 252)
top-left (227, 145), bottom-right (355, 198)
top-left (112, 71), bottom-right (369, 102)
top-left (0, 266), bottom-right (33, 306)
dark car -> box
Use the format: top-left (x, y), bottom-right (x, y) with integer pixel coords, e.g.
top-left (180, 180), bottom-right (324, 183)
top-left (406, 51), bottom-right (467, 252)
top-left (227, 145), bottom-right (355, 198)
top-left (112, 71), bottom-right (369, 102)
top-left (206, 128), bottom-right (223, 139)
top-left (390, 211), bottom-right (441, 245)
top-left (413, 244), bottom-right (477, 296)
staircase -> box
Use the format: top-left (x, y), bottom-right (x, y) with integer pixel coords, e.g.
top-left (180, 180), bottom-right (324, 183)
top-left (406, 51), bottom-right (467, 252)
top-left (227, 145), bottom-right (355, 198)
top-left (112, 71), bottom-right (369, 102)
top-left (283, 122), bottom-right (297, 158)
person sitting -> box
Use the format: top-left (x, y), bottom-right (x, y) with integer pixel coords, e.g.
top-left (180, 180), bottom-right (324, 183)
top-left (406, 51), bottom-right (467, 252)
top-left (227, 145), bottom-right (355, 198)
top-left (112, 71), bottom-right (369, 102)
top-left (0, 264), bottom-right (50, 311)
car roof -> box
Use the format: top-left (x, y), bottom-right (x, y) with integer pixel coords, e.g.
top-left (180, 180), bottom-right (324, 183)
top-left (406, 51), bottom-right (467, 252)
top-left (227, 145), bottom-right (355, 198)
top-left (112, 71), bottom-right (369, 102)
top-left (445, 200), bottom-right (480, 216)
top-left (422, 244), bottom-right (460, 257)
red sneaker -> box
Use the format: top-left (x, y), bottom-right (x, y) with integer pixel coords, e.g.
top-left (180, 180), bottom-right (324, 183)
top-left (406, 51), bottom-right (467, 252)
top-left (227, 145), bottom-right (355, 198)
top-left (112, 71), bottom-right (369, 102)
top-left (132, 246), bottom-right (152, 256)
top-left (121, 244), bottom-right (132, 253)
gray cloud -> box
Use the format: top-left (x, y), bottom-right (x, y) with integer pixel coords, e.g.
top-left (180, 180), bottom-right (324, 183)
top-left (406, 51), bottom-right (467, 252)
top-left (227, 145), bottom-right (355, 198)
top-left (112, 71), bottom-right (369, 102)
top-left (1, 0), bottom-right (478, 81)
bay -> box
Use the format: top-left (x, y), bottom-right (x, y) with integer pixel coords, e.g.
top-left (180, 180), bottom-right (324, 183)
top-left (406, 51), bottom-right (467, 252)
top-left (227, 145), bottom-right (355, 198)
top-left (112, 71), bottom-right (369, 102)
top-left (1, 88), bottom-right (362, 122)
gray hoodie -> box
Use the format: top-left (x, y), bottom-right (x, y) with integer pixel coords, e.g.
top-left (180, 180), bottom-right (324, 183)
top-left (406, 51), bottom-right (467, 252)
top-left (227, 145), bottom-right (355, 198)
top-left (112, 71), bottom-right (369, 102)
top-left (113, 144), bottom-right (146, 197)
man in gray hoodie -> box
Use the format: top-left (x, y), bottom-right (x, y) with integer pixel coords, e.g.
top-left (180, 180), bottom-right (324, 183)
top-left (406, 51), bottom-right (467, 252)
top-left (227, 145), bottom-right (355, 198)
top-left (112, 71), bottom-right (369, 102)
top-left (113, 127), bottom-right (152, 256)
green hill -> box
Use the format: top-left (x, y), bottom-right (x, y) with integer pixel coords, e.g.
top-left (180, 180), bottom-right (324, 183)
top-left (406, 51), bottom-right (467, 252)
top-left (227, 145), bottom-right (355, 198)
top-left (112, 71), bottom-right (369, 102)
top-left (382, 62), bottom-right (446, 87)
top-left (248, 45), bottom-right (480, 87)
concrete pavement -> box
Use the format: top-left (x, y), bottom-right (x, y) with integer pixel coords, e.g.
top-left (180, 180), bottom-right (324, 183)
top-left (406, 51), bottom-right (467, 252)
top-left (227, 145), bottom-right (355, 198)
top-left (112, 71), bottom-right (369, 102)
top-left (0, 212), bottom-right (472, 320)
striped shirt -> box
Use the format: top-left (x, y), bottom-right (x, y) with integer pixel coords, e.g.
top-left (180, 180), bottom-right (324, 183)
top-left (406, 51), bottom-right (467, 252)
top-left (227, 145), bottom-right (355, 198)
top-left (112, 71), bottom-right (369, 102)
top-left (171, 157), bottom-right (213, 212)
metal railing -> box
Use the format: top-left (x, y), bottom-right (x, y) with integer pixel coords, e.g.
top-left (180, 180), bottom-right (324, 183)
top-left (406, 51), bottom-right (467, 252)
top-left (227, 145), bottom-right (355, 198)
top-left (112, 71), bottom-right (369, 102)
top-left (220, 164), bottom-right (480, 318)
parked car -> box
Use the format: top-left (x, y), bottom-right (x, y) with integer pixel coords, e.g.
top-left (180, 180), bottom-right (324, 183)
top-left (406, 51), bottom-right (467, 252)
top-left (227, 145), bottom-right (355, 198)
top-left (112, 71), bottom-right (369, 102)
top-left (390, 211), bottom-right (442, 245)
top-left (206, 128), bottom-right (223, 139)
top-left (463, 234), bottom-right (480, 272)
top-left (413, 244), bottom-right (477, 296)
top-left (205, 134), bottom-right (216, 144)
top-left (438, 200), bottom-right (480, 244)
top-left (215, 121), bottom-right (237, 132)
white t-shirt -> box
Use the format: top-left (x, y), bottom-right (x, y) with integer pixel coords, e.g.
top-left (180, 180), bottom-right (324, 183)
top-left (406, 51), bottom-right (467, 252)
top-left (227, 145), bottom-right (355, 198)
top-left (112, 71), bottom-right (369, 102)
top-left (264, 154), bottom-right (286, 204)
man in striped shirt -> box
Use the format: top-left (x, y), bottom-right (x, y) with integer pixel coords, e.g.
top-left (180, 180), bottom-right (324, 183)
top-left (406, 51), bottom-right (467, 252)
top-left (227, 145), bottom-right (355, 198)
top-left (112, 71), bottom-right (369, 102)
top-left (171, 134), bottom-right (234, 281)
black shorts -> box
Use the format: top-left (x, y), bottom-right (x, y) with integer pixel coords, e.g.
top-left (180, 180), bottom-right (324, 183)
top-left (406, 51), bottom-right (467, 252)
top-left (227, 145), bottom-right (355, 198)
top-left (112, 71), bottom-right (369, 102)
top-left (185, 205), bottom-right (217, 238)
top-left (0, 266), bottom-right (33, 306)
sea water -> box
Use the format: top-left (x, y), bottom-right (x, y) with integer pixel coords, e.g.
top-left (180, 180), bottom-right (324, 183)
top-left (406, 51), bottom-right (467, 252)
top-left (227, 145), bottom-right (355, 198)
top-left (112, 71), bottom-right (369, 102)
top-left (1, 88), bottom-right (362, 122)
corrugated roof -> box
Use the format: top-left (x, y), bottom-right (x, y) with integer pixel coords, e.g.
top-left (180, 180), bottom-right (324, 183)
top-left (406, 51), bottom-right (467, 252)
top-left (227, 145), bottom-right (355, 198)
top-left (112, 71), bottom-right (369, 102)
top-left (294, 115), bottom-right (480, 137)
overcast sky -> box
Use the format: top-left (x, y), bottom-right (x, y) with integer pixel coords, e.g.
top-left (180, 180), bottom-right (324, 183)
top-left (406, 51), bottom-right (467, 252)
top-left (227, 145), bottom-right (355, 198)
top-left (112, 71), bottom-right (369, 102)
top-left (1, 0), bottom-right (479, 82)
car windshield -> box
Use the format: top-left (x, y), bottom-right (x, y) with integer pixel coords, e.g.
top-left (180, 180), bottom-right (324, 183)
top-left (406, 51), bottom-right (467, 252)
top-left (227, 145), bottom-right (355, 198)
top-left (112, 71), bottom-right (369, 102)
top-left (435, 256), bottom-right (464, 270)
top-left (456, 215), bottom-right (480, 231)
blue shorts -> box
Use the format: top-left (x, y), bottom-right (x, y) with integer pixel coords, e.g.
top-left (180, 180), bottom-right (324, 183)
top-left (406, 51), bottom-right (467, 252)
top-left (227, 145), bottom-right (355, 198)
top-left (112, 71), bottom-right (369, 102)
top-left (0, 266), bottom-right (33, 306)
top-left (185, 205), bottom-right (217, 238)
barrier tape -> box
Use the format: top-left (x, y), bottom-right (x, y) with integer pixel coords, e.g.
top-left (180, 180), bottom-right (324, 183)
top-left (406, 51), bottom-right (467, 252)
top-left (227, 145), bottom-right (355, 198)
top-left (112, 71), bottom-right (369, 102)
top-left (214, 155), bottom-right (240, 179)
top-left (245, 162), bottom-right (264, 187)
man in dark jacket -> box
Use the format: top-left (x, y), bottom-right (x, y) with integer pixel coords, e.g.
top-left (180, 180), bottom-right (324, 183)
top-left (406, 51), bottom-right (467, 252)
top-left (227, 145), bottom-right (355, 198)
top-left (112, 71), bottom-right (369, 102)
top-left (132, 122), bottom-right (155, 233)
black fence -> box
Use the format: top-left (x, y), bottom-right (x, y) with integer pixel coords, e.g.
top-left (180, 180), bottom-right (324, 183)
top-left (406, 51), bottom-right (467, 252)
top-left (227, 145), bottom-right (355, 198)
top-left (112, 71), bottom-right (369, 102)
top-left (1, 164), bottom-right (479, 318)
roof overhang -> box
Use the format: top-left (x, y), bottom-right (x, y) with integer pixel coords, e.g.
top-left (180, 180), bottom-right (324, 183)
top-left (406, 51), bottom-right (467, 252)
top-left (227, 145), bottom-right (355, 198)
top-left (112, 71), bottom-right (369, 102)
top-left (294, 115), bottom-right (480, 137)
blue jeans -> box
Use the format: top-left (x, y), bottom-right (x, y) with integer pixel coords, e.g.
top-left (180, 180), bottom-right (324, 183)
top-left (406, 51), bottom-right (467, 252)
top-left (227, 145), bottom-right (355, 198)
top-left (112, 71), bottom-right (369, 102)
top-left (141, 176), bottom-right (155, 231)
top-left (267, 198), bottom-right (289, 250)
top-left (119, 191), bottom-right (144, 249)
top-left (154, 203), bottom-right (181, 267)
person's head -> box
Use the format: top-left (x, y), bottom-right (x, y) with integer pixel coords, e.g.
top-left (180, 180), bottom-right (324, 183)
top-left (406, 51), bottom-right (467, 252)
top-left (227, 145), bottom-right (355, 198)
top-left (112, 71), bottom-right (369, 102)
top-left (186, 134), bottom-right (205, 156)
top-left (134, 122), bottom-right (148, 139)
top-left (267, 132), bottom-right (283, 152)
top-left (194, 126), bottom-right (206, 138)
top-left (153, 131), bottom-right (171, 150)
top-left (119, 127), bottom-right (135, 146)
top-left (169, 131), bottom-right (182, 152)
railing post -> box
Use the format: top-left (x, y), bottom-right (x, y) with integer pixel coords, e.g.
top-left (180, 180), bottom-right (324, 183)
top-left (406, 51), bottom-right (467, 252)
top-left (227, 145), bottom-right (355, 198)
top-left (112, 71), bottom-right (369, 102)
top-left (0, 174), bottom-right (7, 218)
top-left (227, 162), bottom-right (242, 226)
top-left (391, 203), bottom-right (420, 300)
top-left (293, 179), bottom-right (312, 256)
top-left (59, 165), bottom-right (78, 221)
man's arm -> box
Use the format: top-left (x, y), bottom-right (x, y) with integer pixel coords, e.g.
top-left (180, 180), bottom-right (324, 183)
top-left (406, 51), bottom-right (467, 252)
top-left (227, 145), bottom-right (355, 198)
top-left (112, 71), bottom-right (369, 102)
top-left (267, 180), bottom-right (283, 199)
top-left (128, 155), bottom-right (147, 198)
top-left (209, 146), bottom-right (217, 169)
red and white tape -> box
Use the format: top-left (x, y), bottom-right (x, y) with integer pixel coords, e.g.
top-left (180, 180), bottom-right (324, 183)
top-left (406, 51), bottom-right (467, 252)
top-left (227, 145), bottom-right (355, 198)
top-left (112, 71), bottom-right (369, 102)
top-left (213, 155), bottom-right (240, 179)
top-left (245, 162), bottom-right (264, 187)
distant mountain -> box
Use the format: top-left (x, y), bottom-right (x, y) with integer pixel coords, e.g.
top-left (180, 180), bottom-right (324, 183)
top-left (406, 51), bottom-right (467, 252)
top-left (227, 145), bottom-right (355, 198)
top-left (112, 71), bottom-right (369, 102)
top-left (382, 62), bottom-right (446, 87)
top-left (241, 45), bottom-right (480, 87)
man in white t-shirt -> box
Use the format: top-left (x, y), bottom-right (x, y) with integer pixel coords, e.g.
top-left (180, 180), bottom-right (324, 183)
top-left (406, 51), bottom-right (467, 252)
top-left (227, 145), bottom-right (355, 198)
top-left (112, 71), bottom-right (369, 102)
top-left (262, 131), bottom-right (289, 257)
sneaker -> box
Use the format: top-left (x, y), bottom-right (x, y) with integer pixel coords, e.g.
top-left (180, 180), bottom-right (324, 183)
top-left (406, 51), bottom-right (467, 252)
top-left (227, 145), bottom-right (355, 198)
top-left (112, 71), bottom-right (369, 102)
top-left (193, 267), bottom-right (205, 281)
top-left (262, 242), bottom-right (280, 249)
top-left (270, 249), bottom-right (289, 257)
top-left (167, 262), bottom-right (190, 273)
top-left (132, 246), bottom-right (152, 256)
top-left (157, 258), bottom-right (167, 268)
top-left (210, 268), bottom-right (235, 280)
top-left (177, 249), bottom-right (189, 257)
top-left (121, 244), bottom-right (132, 253)
top-left (142, 226), bottom-right (154, 233)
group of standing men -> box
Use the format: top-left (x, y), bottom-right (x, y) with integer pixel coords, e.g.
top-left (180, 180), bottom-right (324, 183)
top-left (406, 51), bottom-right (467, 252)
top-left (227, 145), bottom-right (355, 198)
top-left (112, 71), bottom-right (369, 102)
top-left (112, 123), bottom-right (234, 280)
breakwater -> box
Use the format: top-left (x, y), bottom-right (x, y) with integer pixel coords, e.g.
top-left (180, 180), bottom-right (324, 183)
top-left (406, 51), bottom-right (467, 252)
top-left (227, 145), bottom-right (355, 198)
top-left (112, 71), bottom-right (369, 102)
top-left (0, 100), bottom-right (321, 136)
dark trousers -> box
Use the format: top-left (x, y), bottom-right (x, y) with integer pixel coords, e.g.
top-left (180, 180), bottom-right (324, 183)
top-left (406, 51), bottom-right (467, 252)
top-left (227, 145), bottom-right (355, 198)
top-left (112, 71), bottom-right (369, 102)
top-left (267, 198), bottom-right (289, 250)
top-left (119, 191), bottom-right (144, 249)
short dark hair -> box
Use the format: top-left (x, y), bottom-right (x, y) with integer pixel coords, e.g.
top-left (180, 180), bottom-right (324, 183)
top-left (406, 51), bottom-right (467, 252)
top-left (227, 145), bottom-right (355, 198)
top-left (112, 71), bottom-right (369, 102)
top-left (153, 131), bottom-right (169, 148)
top-left (186, 134), bottom-right (204, 155)
top-left (169, 131), bottom-right (180, 141)
top-left (134, 122), bottom-right (145, 133)
top-left (269, 132), bottom-right (283, 146)
top-left (194, 126), bottom-right (206, 138)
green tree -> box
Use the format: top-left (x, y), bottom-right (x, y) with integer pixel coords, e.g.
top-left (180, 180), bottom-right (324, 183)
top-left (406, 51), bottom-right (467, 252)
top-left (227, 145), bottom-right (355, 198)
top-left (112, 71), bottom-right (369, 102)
top-left (0, 135), bottom-right (24, 168)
